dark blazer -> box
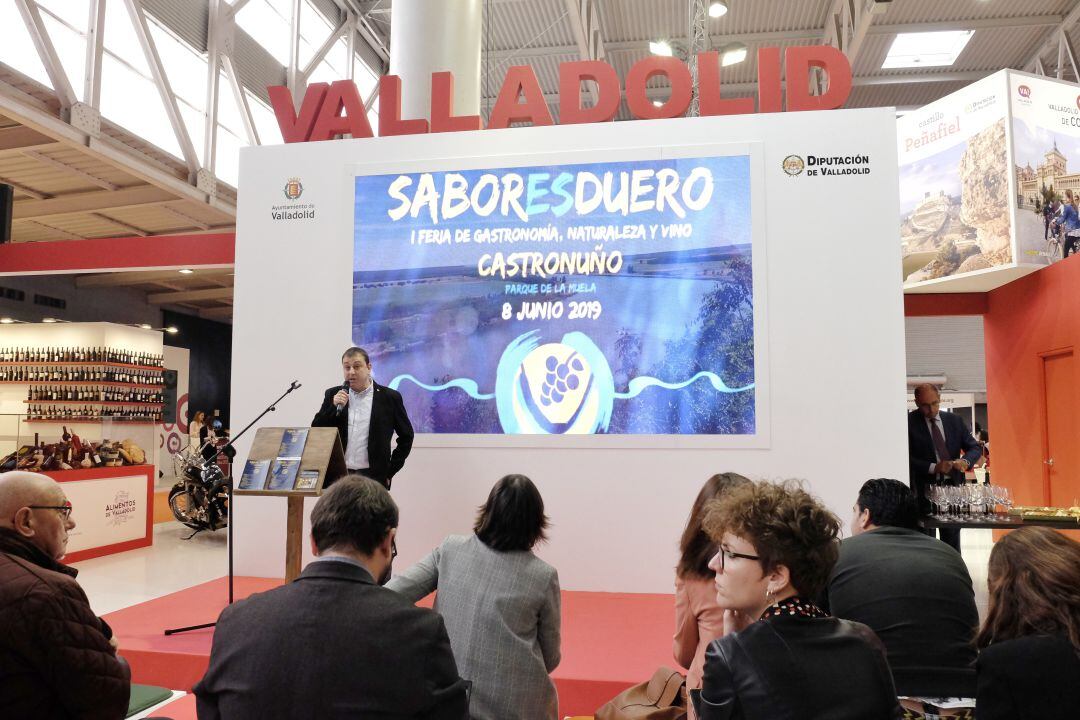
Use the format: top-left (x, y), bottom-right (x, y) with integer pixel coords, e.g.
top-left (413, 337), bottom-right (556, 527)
top-left (976, 635), bottom-right (1080, 720)
top-left (194, 560), bottom-right (469, 720)
top-left (823, 526), bottom-right (979, 697)
top-left (908, 409), bottom-right (981, 489)
top-left (695, 615), bottom-right (901, 720)
top-left (312, 381), bottom-right (414, 483)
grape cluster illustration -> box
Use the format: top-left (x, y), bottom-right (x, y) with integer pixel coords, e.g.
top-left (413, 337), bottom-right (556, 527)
top-left (540, 354), bottom-right (583, 406)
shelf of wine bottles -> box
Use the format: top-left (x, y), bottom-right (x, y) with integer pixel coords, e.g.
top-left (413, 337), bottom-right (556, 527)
top-left (0, 380), bottom-right (163, 389)
top-left (25, 404), bottom-right (162, 422)
top-left (0, 366), bottom-right (163, 384)
top-left (26, 385), bottom-right (164, 403)
top-left (0, 346), bottom-right (164, 367)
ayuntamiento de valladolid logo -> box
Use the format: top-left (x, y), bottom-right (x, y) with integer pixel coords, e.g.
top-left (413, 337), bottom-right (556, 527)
top-left (272, 177), bottom-right (315, 220)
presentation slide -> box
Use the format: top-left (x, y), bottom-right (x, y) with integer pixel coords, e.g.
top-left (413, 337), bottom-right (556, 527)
top-left (352, 151), bottom-right (758, 435)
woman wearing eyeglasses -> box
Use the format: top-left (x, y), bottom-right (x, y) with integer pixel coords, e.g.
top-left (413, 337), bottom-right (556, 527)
top-left (386, 474), bottom-right (561, 720)
top-left (694, 480), bottom-right (901, 720)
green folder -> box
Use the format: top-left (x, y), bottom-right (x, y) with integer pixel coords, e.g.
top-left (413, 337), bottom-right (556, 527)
top-left (126, 684), bottom-right (174, 717)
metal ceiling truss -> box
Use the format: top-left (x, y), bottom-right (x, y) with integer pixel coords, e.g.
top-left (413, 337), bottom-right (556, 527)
top-left (124, 0), bottom-right (201, 174)
top-left (687, 0), bottom-right (709, 117)
top-left (5, 0), bottom-right (236, 227)
top-left (814, 0), bottom-right (887, 95)
top-left (1025, 2), bottom-right (1080, 81)
top-left (486, 15), bottom-right (1064, 63)
top-left (14, 0), bottom-right (78, 113)
top-left (562, 0), bottom-right (607, 108)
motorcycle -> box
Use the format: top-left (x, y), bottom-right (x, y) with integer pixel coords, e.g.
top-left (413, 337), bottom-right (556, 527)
top-left (169, 444), bottom-right (229, 538)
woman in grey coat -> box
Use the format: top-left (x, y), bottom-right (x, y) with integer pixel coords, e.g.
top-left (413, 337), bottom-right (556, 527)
top-left (387, 474), bottom-right (561, 720)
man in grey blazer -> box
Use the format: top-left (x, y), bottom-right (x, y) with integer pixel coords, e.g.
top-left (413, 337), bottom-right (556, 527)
top-left (195, 477), bottom-right (469, 720)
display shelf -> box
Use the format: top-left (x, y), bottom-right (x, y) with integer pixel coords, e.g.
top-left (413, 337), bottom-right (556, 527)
top-left (24, 400), bottom-right (164, 407)
top-left (24, 419), bottom-right (159, 425)
top-left (0, 381), bottom-right (163, 388)
top-left (0, 361), bottom-right (164, 371)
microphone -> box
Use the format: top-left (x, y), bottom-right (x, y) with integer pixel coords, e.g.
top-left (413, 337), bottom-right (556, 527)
top-left (335, 380), bottom-right (350, 417)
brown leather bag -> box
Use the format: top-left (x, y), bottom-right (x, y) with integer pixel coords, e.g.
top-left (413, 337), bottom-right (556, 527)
top-left (594, 667), bottom-right (687, 720)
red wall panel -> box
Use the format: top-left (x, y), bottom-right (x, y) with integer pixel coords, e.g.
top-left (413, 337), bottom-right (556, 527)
top-left (985, 257), bottom-right (1080, 508)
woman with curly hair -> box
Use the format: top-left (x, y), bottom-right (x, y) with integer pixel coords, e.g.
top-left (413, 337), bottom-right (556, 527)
top-left (674, 473), bottom-right (752, 720)
top-left (695, 480), bottom-right (901, 720)
top-left (975, 526), bottom-right (1080, 720)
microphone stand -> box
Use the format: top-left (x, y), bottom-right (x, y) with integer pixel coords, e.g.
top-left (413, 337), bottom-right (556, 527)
top-left (165, 380), bottom-right (302, 636)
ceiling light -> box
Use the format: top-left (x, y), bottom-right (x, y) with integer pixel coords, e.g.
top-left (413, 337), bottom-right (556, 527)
top-left (42, 317), bottom-right (58, 323)
top-left (650, 40), bottom-right (674, 57)
top-left (138, 323), bottom-right (152, 329)
top-left (883, 30), bottom-right (974, 69)
top-left (709, 1), bottom-right (728, 18)
top-left (165, 326), bottom-right (179, 334)
top-left (178, 268), bottom-right (194, 274)
top-left (0, 317), bottom-right (13, 324)
top-left (721, 42), bottom-right (748, 66)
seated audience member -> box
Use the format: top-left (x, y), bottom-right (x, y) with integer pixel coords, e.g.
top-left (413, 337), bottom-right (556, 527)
top-left (695, 480), bottom-right (901, 720)
top-left (974, 526), bottom-right (1080, 720)
top-left (195, 476), bottom-right (469, 720)
top-left (674, 472), bottom-right (751, 720)
top-left (0, 471), bottom-right (130, 720)
top-left (387, 474), bottom-right (560, 720)
top-left (825, 479), bottom-right (979, 704)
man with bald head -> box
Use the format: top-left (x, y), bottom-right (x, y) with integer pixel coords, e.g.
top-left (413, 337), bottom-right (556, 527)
top-left (0, 471), bottom-right (131, 719)
top-left (908, 384), bottom-right (982, 552)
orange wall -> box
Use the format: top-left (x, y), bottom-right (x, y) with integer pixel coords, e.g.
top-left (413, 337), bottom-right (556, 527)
top-left (985, 257), bottom-right (1080, 507)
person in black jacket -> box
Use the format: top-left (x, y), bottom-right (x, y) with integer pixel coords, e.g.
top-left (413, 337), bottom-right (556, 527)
top-left (974, 526), bottom-right (1080, 720)
top-left (824, 479), bottom-right (978, 704)
top-left (695, 480), bottom-right (901, 720)
top-left (312, 346), bottom-right (414, 489)
top-left (907, 383), bottom-right (981, 552)
top-left (194, 476), bottom-right (469, 720)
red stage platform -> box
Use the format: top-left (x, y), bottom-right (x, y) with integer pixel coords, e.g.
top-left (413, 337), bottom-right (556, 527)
top-left (105, 577), bottom-right (677, 718)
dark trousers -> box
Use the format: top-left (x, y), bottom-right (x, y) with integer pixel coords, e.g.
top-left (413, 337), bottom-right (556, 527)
top-left (923, 525), bottom-right (961, 553)
top-left (347, 467), bottom-right (390, 490)
top-left (1065, 234), bottom-right (1079, 258)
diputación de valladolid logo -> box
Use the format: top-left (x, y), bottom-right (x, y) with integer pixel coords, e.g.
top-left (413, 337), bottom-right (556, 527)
top-left (783, 152), bottom-right (871, 177)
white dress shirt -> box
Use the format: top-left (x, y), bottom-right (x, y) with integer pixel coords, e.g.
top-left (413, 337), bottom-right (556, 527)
top-left (344, 382), bottom-right (374, 470)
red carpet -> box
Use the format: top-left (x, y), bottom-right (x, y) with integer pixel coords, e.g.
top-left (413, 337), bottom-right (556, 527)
top-left (105, 577), bottom-right (677, 717)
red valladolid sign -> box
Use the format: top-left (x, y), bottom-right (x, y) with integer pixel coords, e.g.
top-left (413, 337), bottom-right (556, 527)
top-left (269, 46), bottom-right (852, 143)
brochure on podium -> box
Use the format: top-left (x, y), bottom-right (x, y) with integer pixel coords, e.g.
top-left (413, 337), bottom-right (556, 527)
top-left (237, 458), bottom-right (271, 490)
top-left (295, 469), bottom-right (320, 491)
top-left (267, 458), bottom-right (301, 490)
top-left (276, 428), bottom-right (309, 459)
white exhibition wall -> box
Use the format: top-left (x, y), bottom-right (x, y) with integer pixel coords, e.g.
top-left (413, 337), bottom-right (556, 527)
top-left (231, 109), bottom-right (907, 593)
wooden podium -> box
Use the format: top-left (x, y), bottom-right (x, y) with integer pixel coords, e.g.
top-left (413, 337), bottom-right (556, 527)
top-left (233, 427), bottom-right (347, 581)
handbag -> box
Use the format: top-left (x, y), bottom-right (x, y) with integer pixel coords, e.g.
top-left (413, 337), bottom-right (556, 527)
top-left (594, 666), bottom-right (687, 720)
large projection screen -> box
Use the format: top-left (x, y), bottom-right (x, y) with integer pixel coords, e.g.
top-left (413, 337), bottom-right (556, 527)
top-left (349, 144), bottom-right (767, 446)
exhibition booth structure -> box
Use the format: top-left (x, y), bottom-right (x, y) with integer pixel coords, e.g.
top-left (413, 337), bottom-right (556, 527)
top-left (899, 70), bottom-right (1080, 522)
top-left (228, 97), bottom-right (906, 592)
top-left (899, 69), bottom-right (1080, 292)
top-left (47, 52), bottom-right (1080, 718)
top-left (0, 322), bottom-right (163, 561)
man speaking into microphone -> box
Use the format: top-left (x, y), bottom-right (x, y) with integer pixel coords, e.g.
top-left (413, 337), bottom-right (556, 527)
top-left (312, 347), bottom-right (414, 490)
